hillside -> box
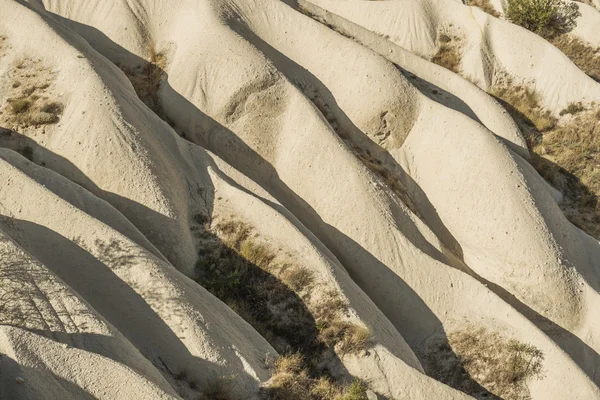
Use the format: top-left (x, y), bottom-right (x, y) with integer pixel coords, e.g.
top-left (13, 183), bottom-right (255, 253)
top-left (1, 0), bottom-right (600, 399)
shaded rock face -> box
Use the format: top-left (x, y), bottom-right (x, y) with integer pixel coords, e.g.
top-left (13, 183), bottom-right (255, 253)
top-left (1, 0), bottom-right (600, 399)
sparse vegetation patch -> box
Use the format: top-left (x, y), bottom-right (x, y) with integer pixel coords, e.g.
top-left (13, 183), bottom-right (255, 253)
top-left (489, 75), bottom-right (600, 239)
top-left (262, 353), bottom-right (369, 400)
top-left (466, 0), bottom-right (501, 17)
top-left (559, 102), bottom-right (585, 116)
top-left (192, 219), bottom-right (372, 398)
top-left (490, 80), bottom-right (557, 133)
top-left (527, 109), bottom-right (600, 237)
top-left (117, 42), bottom-right (170, 122)
top-left (550, 35), bottom-right (600, 83)
top-left (1, 58), bottom-right (63, 129)
top-left (432, 33), bottom-right (463, 73)
top-left (425, 327), bottom-right (544, 399)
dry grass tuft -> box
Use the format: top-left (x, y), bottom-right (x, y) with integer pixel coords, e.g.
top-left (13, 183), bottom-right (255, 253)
top-left (2, 59), bottom-right (63, 129)
top-left (275, 353), bottom-right (305, 375)
top-left (489, 77), bottom-right (600, 239)
top-left (239, 239), bottom-right (276, 268)
top-left (336, 325), bottom-right (371, 356)
top-left (263, 354), bottom-right (369, 400)
top-left (466, 0), bottom-right (501, 17)
top-left (432, 33), bottom-right (462, 73)
top-left (425, 327), bottom-right (544, 399)
top-left (490, 83), bottom-right (557, 132)
top-left (560, 101), bottom-right (585, 116)
top-left (281, 267), bottom-right (314, 292)
top-left (118, 42), bottom-right (170, 121)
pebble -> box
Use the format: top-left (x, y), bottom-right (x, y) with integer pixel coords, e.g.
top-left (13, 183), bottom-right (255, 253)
top-left (366, 390), bottom-right (378, 400)
top-left (15, 377), bottom-right (25, 384)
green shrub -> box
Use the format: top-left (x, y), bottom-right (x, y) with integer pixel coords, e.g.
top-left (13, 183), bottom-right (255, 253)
top-left (505, 0), bottom-right (581, 38)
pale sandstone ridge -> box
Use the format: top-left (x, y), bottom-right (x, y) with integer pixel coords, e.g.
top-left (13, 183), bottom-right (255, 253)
top-left (1, 0), bottom-right (600, 399)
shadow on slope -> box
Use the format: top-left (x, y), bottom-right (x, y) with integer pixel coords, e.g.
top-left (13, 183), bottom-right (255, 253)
top-left (0, 353), bottom-right (98, 400)
top-left (491, 94), bottom-right (600, 241)
top-left (0, 217), bottom-right (258, 398)
top-left (10, 6), bottom-right (594, 397)
top-left (24, 9), bottom-right (529, 397)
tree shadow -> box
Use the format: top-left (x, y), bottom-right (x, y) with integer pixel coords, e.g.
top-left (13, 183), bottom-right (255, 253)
top-left (0, 217), bottom-right (262, 397)
top-left (0, 352), bottom-right (98, 400)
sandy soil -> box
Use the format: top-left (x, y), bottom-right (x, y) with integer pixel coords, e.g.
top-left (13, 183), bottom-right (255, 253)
top-left (1, 0), bottom-right (600, 399)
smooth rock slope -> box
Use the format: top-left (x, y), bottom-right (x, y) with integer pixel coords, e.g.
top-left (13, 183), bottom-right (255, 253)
top-left (1, 0), bottom-right (600, 399)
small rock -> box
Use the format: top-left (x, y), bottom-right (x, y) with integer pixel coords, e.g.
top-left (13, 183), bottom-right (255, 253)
top-left (366, 389), bottom-right (378, 400)
top-left (15, 377), bottom-right (25, 384)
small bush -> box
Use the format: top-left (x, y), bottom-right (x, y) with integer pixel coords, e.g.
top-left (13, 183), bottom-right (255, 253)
top-left (506, 340), bottom-right (544, 383)
top-left (505, 0), bottom-right (581, 39)
top-left (40, 102), bottom-right (64, 114)
top-left (560, 102), bottom-right (585, 115)
top-left (425, 327), bottom-right (544, 398)
top-left (202, 377), bottom-right (236, 400)
top-left (490, 83), bottom-right (557, 132)
top-left (9, 99), bottom-right (31, 114)
top-left (281, 267), bottom-right (314, 291)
